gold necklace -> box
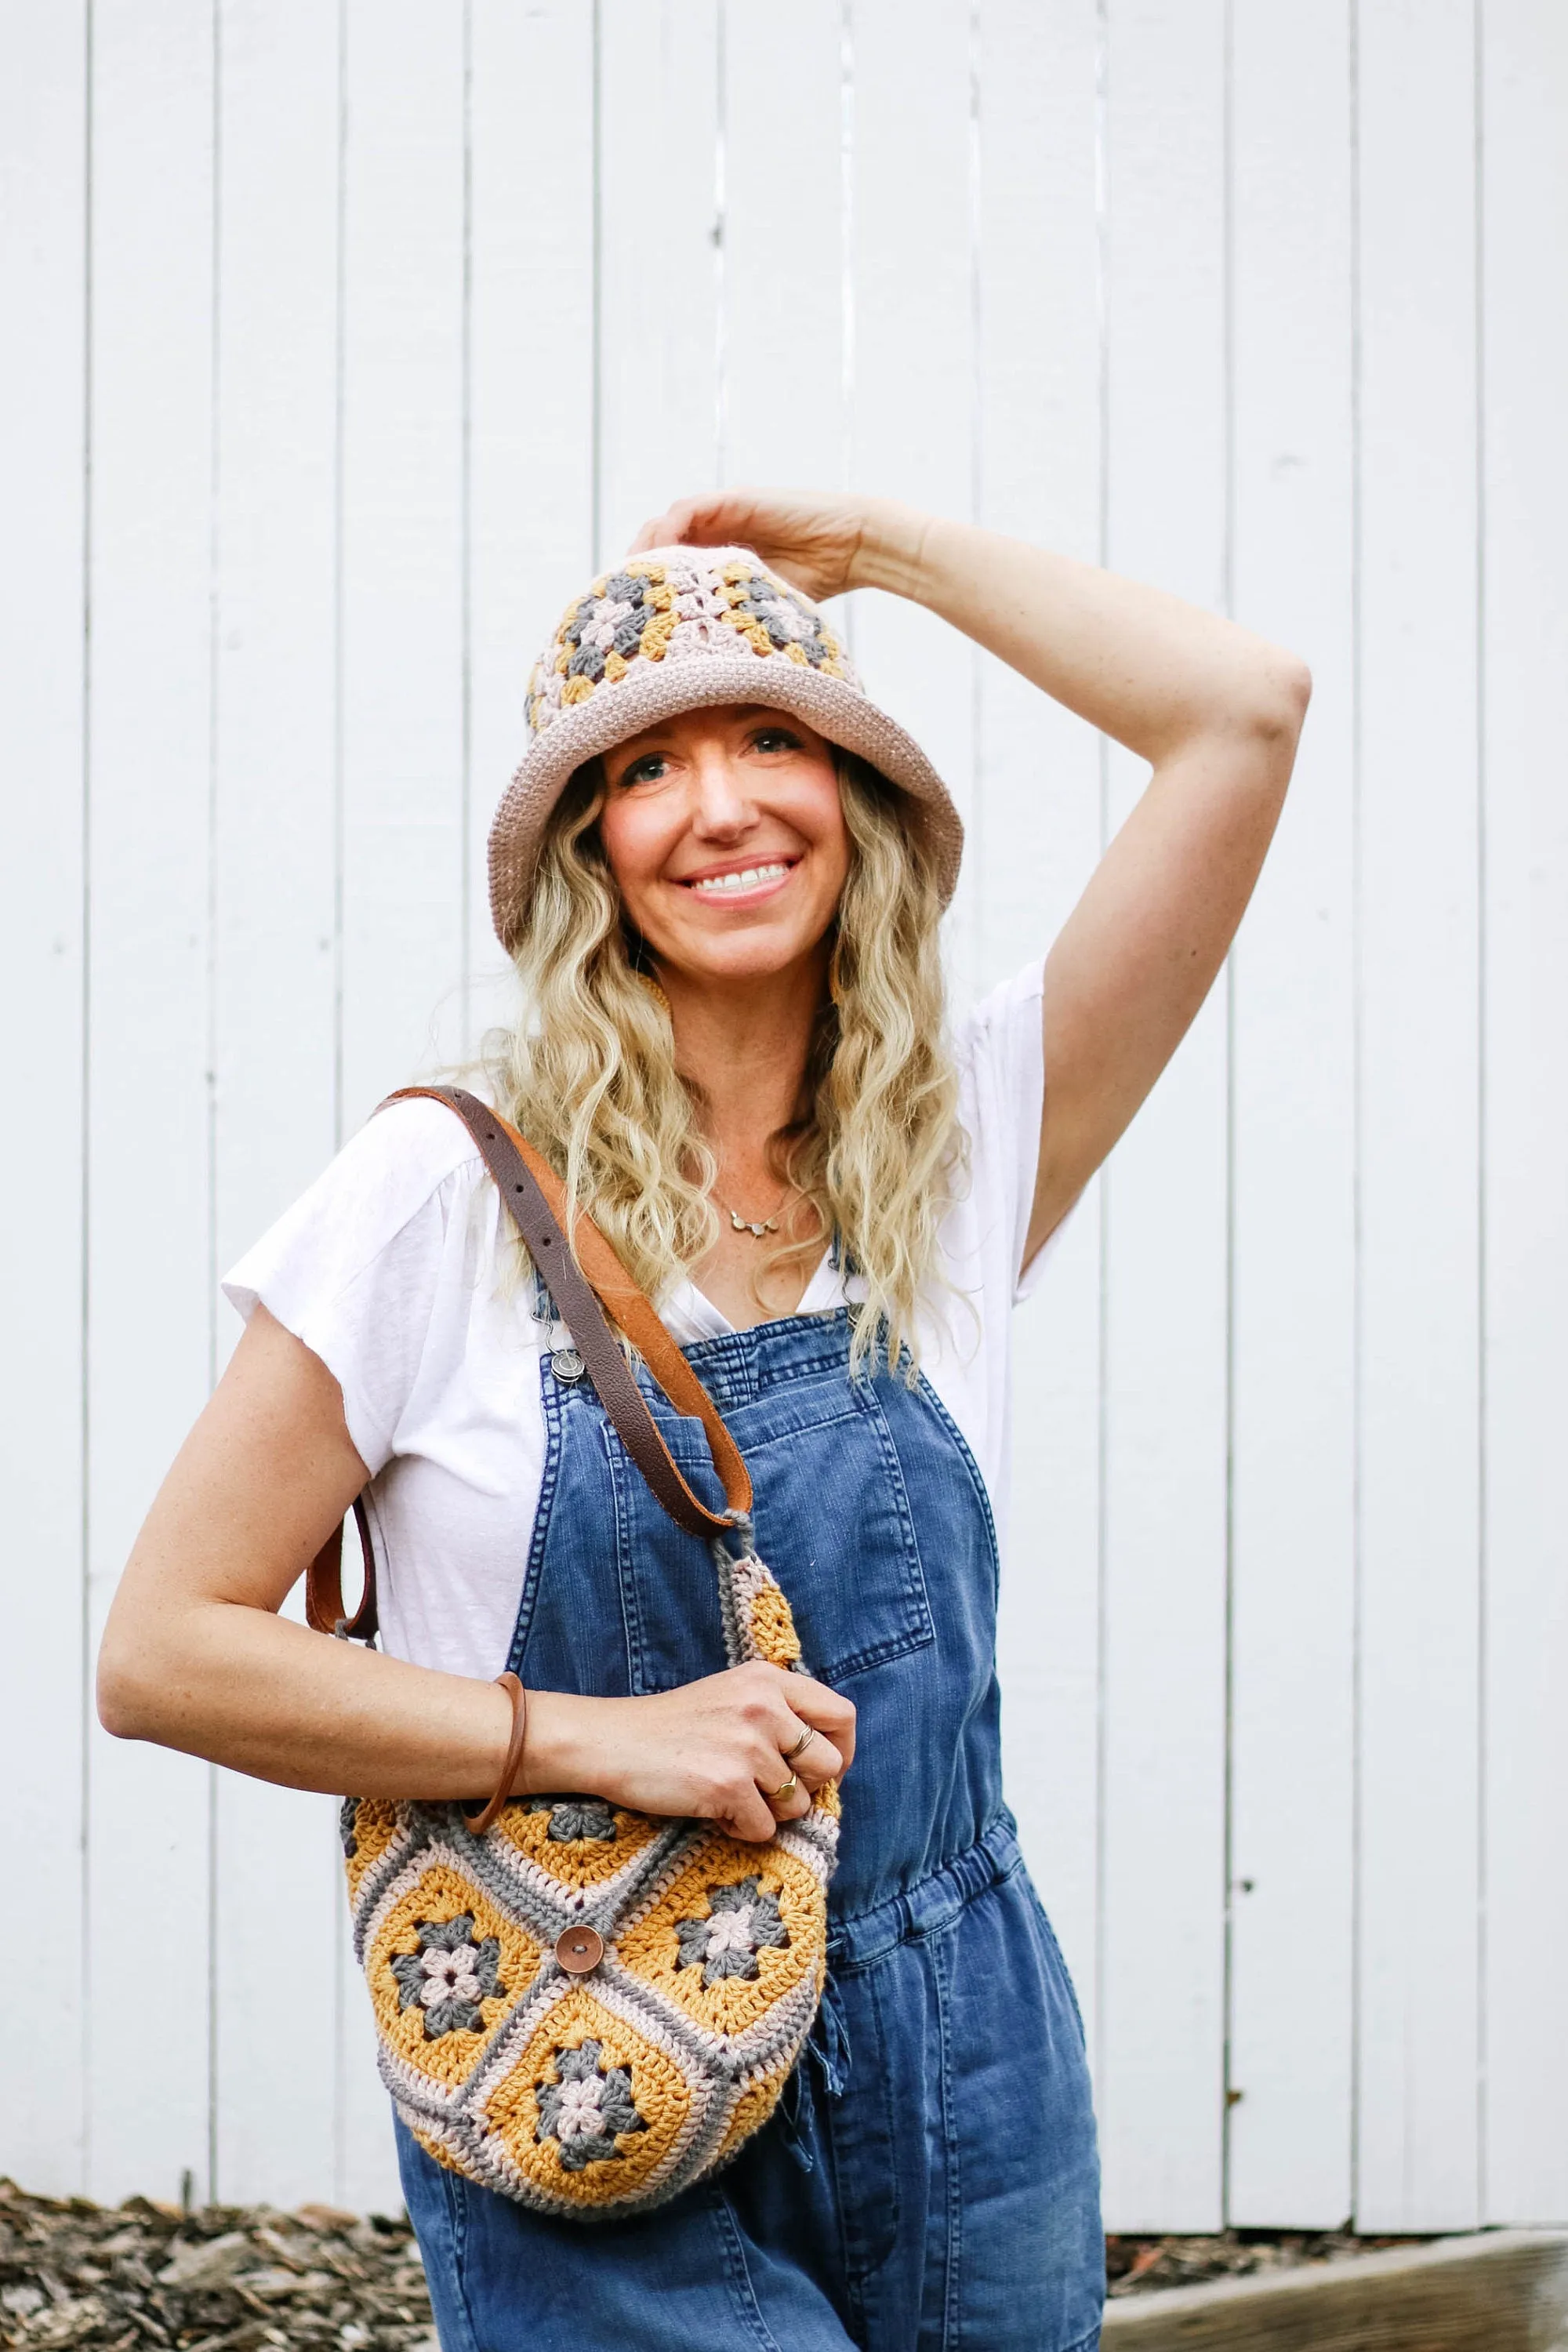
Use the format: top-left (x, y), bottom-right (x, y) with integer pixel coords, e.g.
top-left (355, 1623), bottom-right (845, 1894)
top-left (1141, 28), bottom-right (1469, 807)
top-left (712, 1185), bottom-right (790, 1240)
top-left (637, 978), bottom-right (797, 1240)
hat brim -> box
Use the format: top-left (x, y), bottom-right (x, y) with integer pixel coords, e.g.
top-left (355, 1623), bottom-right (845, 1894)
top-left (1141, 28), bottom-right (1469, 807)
top-left (488, 651), bottom-right (964, 951)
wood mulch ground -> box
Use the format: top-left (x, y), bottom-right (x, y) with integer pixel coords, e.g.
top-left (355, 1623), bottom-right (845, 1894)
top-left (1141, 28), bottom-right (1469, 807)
top-left (2, 2176), bottom-right (1434, 2345)
top-left (0, 2182), bottom-right (434, 2351)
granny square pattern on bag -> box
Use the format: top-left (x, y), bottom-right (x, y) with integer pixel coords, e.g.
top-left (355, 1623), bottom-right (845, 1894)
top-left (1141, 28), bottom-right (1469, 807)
top-left (342, 1532), bottom-right (840, 2222)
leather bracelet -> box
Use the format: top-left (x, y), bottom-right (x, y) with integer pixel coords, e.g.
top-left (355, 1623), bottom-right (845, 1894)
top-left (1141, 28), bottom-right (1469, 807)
top-left (461, 1671), bottom-right (529, 1836)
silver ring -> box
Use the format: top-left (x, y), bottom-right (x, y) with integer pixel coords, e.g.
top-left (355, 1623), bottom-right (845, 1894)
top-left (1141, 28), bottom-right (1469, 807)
top-left (781, 1724), bottom-right (816, 1765)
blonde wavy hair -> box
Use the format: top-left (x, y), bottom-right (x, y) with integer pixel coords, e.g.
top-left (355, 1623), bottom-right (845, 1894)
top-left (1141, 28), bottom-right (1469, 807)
top-left (481, 753), bottom-right (964, 1374)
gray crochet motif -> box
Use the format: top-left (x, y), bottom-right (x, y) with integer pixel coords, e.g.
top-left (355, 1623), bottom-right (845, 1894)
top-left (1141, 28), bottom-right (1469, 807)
top-left (524, 1795), bottom-right (618, 1844)
top-left (674, 1876), bottom-right (791, 1986)
top-left (562, 569), bottom-right (658, 682)
top-left (389, 1914), bottom-right (505, 2039)
top-left (339, 1797), bottom-right (359, 1861)
top-left (535, 2040), bottom-right (648, 2172)
top-left (727, 577), bottom-right (837, 664)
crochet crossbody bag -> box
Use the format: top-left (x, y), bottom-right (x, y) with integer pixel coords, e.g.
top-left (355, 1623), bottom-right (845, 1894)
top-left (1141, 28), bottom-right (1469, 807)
top-left (307, 1087), bottom-right (840, 2220)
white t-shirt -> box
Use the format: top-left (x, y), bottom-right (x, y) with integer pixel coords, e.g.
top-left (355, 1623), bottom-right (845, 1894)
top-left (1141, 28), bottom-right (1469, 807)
top-left (224, 960), bottom-right (1053, 1681)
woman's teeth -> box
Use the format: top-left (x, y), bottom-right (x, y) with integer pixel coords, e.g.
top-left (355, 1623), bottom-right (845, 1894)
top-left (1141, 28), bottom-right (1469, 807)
top-left (688, 862), bottom-right (789, 896)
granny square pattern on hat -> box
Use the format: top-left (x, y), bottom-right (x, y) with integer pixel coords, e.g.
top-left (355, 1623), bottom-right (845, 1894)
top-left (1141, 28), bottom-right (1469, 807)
top-left (526, 553), bottom-right (859, 735)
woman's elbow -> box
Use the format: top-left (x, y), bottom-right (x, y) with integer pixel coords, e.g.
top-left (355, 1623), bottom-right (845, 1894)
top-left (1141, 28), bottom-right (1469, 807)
top-left (97, 1647), bottom-right (148, 1743)
top-left (1182, 648), bottom-right (1311, 775)
top-left (96, 1615), bottom-right (175, 1744)
top-left (1250, 651), bottom-right (1312, 752)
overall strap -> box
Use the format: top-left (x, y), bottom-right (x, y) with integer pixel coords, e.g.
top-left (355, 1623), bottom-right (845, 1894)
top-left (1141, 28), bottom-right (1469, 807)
top-left (305, 1086), bottom-right (754, 1639)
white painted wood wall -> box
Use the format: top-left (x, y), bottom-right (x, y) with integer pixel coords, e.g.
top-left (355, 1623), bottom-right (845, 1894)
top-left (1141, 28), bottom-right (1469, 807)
top-left (3, 0), bottom-right (1564, 2233)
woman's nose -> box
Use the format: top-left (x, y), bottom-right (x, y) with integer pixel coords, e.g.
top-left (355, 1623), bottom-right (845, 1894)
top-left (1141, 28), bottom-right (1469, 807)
top-left (688, 753), bottom-right (751, 833)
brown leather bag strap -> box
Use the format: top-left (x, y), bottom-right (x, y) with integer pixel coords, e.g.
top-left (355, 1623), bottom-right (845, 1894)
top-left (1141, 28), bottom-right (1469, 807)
top-left (435, 1091), bottom-right (753, 1501)
top-left (305, 1496), bottom-right (379, 1639)
top-left (393, 1087), bottom-right (752, 1537)
top-left (305, 1086), bottom-right (756, 1644)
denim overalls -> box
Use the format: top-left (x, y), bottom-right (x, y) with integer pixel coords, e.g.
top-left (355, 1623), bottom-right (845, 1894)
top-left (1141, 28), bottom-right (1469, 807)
top-left (397, 1307), bottom-right (1104, 2352)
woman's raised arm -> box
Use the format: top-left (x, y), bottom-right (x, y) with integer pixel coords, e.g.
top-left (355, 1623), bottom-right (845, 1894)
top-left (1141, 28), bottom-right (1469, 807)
top-left (633, 489), bottom-right (1312, 1265)
top-left (865, 509), bottom-right (1310, 1262)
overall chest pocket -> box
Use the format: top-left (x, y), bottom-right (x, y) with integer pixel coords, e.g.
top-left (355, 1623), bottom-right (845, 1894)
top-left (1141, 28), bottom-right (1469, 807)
top-left (606, 1373), bottom-right (935, 1693)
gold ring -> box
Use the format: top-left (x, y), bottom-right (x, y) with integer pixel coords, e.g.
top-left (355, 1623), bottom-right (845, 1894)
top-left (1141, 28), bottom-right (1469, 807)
top-left (781, 1725), bottom-right (816, 1765)
top-left (770, 1773), bottom-right (798, 1804)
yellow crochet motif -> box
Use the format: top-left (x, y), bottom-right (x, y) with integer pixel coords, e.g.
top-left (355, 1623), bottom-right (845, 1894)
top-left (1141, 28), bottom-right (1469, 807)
top-left (341, 1539), bottom-right (838, 2222)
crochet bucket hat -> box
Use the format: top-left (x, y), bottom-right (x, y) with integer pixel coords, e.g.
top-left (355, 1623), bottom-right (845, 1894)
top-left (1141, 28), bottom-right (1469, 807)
top-left (487, 544), bottom-right (964, 950)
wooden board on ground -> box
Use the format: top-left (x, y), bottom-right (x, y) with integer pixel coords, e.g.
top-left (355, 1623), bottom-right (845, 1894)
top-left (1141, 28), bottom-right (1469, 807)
top-left (1102, 2233), bottom-right (1568, 2352)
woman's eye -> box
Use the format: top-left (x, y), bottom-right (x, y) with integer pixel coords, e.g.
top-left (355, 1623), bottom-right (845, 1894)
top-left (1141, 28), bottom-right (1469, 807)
top-left (752, 728), bottom-right (800, 755)
top-left (618, 753), bottom-right (667, 788)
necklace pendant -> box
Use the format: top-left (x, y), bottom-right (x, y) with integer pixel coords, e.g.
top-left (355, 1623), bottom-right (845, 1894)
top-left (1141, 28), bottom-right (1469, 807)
top-left (728, 1208), bottom-right (779, 1240)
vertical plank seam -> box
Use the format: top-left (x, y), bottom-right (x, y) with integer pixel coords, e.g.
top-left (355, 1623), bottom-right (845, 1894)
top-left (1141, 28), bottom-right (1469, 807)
top-left (331, 0), bottom-right (348, 1159)
top-left (1219, 0), bottom-right (1237, 2230)
top-left (713, 0), bottom-right (728, 487)
top-left (1347, 0), bottom-right (1365, 2232)
top-left (205, 0), bottom-right (223, 2207)
top-left (460, 0), bottom-right (474, 1047)
top-left (590, 0), bottom-right (603, 567)
top-left (1471, 0), bottom-right (1489, 2225)
top-left (967, 0), bottom-right (982, 985)
top-left (329, 0), bottom-right (350, 2205)
top-left (838, 0), bottom-right (855, 655)
top-left (1092, 0), bottom-right (1110, 2114)
top-left (78, 0), bottom-right (97, 2200)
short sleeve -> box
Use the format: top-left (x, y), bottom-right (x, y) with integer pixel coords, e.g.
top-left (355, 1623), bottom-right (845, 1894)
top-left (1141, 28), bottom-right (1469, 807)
top-left (222, 1099), bottom-right (485, 1475)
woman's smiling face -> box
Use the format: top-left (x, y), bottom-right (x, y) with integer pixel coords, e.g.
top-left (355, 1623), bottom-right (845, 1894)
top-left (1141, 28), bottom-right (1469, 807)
top-left (595, 702), bottom-right (851, 985)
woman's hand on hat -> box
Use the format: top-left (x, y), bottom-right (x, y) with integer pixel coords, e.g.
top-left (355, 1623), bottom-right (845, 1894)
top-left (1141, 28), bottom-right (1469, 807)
top-left (628, 486), bottom-right (919, 605)
top-left (527, 1660), bottom-right (854, 1846)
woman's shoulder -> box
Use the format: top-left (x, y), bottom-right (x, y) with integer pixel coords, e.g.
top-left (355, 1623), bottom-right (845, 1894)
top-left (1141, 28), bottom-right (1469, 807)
top-left (300, 1091), bottom-right (491, 1252)
top-left (336, 1089), bottom-right (489, 1206)
top-left (224, 1089), bottom-right (493, 1316)
top-left (223, 1090), bottom-right (515, 1475)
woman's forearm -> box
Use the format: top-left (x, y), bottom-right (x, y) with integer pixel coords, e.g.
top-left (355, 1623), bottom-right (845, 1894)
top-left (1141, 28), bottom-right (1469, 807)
top-left (855, 502), bottom-right (1308, 764)
top-left (99, 1595), bottom-right (590, 1801)
top-left (99, 1593), bottom-right (855, 1843)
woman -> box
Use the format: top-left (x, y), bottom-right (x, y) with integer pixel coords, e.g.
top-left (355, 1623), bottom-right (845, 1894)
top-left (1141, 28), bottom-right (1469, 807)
top-left (99, 489), bottom-right (1308, 2351)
